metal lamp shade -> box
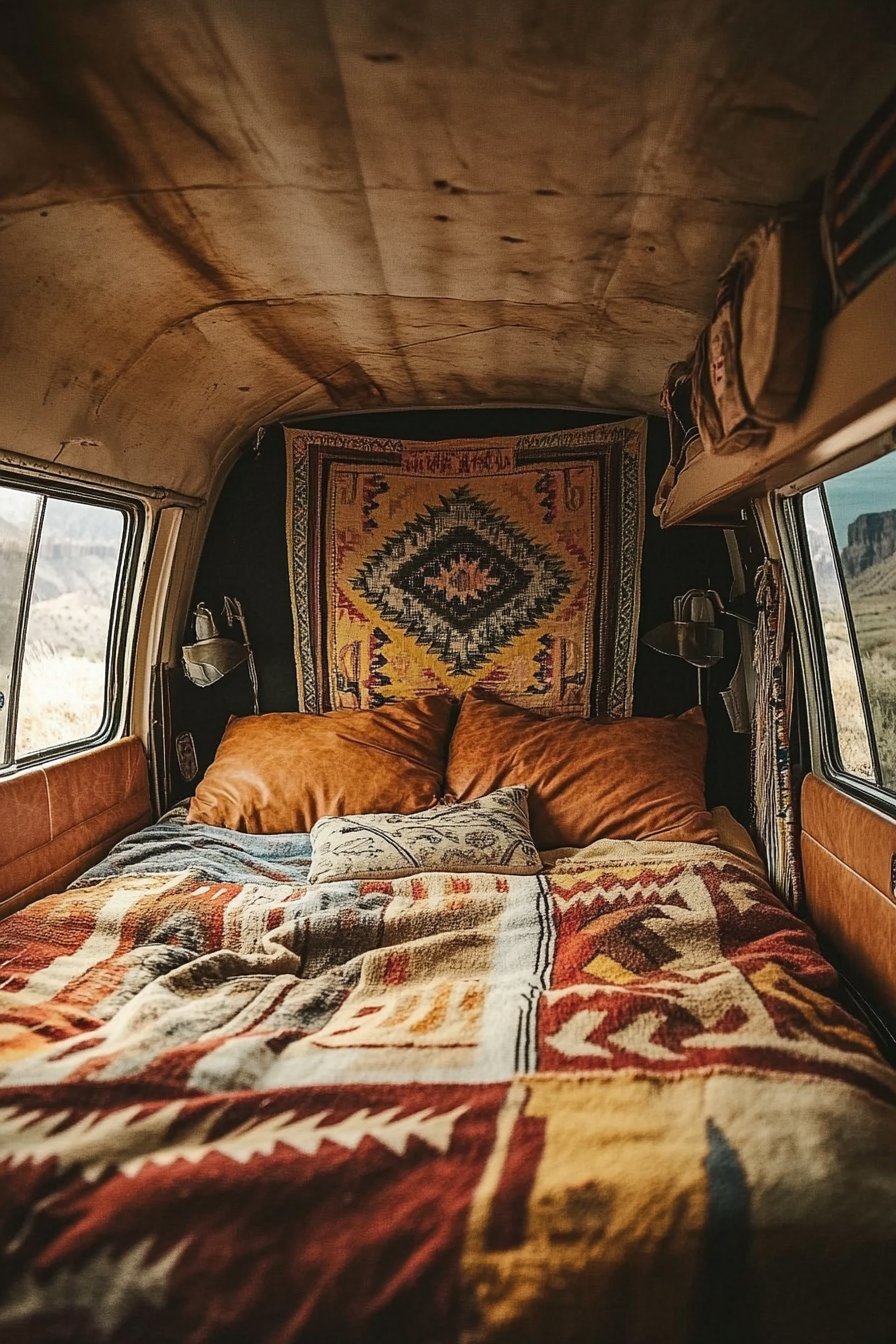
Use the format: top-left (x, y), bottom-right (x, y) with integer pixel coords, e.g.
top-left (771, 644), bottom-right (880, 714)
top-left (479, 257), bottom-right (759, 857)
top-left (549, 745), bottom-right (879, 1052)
top-left (182, 636), bottom-right (249, 688)
top-left (642, 620), bottom-right (725, 669)
top-left (181, 597), bottom-right (260, 714)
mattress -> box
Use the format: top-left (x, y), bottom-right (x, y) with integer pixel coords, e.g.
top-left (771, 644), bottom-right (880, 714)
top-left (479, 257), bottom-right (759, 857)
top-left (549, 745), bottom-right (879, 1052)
top-left (0, 812), bottom-right (894, 1342)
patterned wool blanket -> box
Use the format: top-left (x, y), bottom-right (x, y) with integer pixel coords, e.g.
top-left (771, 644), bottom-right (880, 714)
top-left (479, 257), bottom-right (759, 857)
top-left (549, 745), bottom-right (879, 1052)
top-left (0, 840), bottom-right (894, 1342)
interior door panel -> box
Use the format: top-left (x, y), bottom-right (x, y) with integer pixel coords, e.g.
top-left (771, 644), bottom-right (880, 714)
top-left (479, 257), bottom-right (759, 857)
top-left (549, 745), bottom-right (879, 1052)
top-left (0, 737), bottom-right (151, 920)
top-left (801, 772), bottom-right (896, 1019)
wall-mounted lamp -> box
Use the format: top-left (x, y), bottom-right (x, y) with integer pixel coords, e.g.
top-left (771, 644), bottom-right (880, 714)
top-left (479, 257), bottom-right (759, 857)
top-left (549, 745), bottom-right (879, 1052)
top-left (182, 596), bottom-right (260, 715)
top-left (642, 588), bottom-right (753, 705)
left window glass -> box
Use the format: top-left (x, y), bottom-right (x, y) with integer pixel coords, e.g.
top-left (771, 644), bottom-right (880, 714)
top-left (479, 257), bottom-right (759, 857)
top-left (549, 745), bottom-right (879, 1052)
top-left (0, 484), bottom-right (128, 766)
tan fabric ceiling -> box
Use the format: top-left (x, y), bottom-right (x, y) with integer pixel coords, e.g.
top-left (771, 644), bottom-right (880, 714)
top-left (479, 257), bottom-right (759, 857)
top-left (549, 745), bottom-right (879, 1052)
top-left (0, 1), bottom-right (894, 496)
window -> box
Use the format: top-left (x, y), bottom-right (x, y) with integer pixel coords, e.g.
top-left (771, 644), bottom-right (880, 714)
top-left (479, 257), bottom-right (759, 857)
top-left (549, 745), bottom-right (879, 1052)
top-left (797, 431), bottom-right (896, 795)
top-left (0, 482), bottom-right (133, 767)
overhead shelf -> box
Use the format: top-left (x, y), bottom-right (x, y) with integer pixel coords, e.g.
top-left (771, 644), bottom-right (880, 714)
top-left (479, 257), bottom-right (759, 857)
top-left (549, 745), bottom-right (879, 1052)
top-left (659, 262), bottom-right (896, 527)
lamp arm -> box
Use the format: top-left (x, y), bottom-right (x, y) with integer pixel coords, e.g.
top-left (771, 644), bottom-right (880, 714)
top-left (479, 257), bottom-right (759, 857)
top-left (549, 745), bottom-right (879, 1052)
top-left (223, 596), bottom-right (260, 715)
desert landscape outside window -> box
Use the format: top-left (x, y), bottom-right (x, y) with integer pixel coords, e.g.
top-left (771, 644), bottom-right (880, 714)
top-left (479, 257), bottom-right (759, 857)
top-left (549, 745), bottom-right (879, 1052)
top-left (802, 433), bottom-right (896, 794)
top-left (0, 485), bottom-right (125, 763)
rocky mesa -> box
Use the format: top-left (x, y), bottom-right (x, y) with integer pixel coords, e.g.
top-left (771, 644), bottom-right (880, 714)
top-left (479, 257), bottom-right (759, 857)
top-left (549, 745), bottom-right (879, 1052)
top-left (840, 508), bottom-right (896, 578)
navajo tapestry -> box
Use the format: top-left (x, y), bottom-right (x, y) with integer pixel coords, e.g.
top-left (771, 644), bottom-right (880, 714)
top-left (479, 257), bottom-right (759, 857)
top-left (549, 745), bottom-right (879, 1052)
top-left (284, 419), bottom-right (646, 716)
top-left (1, 827), bottom-right (895, 1340)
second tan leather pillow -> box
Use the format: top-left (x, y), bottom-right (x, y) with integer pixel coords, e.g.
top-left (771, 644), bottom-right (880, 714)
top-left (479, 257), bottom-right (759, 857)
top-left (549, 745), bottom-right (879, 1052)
top-left (188, 695), bottom-right (453, 833)
top-left (445, 689), bottom-right (717, 850)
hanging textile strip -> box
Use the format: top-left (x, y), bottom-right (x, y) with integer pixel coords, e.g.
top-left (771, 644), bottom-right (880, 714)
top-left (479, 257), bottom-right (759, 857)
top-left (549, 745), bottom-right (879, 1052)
top-left (752, 558), bottom-right (804, 910)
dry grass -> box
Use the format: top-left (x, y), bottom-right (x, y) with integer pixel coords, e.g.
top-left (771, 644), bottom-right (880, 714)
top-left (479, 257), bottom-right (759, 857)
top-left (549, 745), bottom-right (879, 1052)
top-left (820, 608), bottom-right (876, 779)
top-left (848, 579), bottom-right (896, 790)
top-left (816, 571), bottom-right (896, 788)
top-left (14, 591), bottom-right (111, 756)
top-left (861, 649), bottom-right (896, 789)
top-left (16, 642), bottom-right (105, 756)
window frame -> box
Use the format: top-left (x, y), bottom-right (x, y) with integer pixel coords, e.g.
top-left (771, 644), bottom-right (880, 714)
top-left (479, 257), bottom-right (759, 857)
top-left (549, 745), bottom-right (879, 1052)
top-left (0, 473), bottom-right (143, 774)
top-left (781, 482), bottom-right (896, 820)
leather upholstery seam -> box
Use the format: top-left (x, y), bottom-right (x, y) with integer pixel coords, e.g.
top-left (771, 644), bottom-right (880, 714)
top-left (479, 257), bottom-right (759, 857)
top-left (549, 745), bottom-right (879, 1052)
top-left (802, 774), bottom-right (895, 892)
top-left (801, 831), bottom-right (896, 909)
top-left (42, 768), bottom-right (53, 841)
top-left (0, 789), bottom-right (149, 869)
top-left (0, 813), bottom-right (152, 920)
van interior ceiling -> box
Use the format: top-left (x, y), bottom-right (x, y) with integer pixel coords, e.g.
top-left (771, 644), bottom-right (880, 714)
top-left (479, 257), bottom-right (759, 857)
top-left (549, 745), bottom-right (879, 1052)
top-left (1, 4), bottom-right (896, 1342)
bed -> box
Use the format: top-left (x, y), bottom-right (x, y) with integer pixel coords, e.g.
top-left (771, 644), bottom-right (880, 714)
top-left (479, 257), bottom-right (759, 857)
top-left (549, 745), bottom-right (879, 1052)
top-left (1, 700), bottom-right (895, 1343)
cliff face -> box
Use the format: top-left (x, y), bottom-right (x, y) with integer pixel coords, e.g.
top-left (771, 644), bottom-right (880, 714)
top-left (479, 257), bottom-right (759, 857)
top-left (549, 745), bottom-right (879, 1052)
top-left (840, 509), bottom-right (896, 578)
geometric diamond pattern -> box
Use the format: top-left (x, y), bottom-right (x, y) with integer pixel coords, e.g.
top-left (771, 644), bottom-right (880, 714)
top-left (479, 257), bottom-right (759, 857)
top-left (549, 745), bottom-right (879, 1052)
top-left (285, 419), bottom-right (647, 715)
top-left (351, 486), bottom-right (572, 676)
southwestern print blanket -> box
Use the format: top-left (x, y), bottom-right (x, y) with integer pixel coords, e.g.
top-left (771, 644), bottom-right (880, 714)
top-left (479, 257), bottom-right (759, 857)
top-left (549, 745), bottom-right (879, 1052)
top-left (284, 420), bottom-right (646, 718)
top-left (0, 841), bottom-right (895, 1343)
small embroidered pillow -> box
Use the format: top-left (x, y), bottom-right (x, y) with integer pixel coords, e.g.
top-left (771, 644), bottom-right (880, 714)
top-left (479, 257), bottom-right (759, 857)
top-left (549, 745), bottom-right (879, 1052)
top-left (307, 786), bottom-right (541, 884)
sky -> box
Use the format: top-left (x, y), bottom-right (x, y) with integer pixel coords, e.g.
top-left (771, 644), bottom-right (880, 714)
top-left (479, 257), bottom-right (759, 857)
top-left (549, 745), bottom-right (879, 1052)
top-left (825, 451), bottom-right (896, 547)
top-left (0, 485), bottom-right (122, 542)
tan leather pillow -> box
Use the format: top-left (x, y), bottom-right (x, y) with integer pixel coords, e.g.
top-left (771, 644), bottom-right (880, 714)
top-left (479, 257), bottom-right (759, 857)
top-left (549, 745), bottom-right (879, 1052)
top-left (188, 696), bottom-right (453, 833)
top-left (444, 688), bottom-right (717, 849)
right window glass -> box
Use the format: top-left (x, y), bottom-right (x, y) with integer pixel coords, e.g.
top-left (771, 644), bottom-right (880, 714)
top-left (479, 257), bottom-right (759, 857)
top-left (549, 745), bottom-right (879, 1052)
top-left (802, 438), bottom-right (896, 792)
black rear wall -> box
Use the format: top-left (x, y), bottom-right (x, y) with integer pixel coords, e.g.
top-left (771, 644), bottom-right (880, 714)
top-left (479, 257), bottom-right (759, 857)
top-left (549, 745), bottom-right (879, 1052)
top-left (174, 409), bottom-right (749, 822)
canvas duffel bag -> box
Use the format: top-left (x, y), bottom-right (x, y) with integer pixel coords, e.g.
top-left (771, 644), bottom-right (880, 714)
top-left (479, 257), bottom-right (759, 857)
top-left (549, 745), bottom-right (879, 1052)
top-left (692, 207), bottom-right (824, 455)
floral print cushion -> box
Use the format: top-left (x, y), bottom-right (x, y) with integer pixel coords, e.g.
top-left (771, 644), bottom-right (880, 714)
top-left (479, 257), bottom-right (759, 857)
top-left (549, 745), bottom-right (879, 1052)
top-left (307, 786), bottom-right (541, 883)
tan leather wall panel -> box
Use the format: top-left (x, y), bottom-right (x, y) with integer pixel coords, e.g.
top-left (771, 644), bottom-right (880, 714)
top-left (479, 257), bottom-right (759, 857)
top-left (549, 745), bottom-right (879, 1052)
top-left (802, 771), bottom-right (896, 905)
top-left (802, 835), bottom-right (896, 1018)
top-left (801, 772), bottom-right (896, 1018)
top-left (0, 737), bottom-right (151, 920)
